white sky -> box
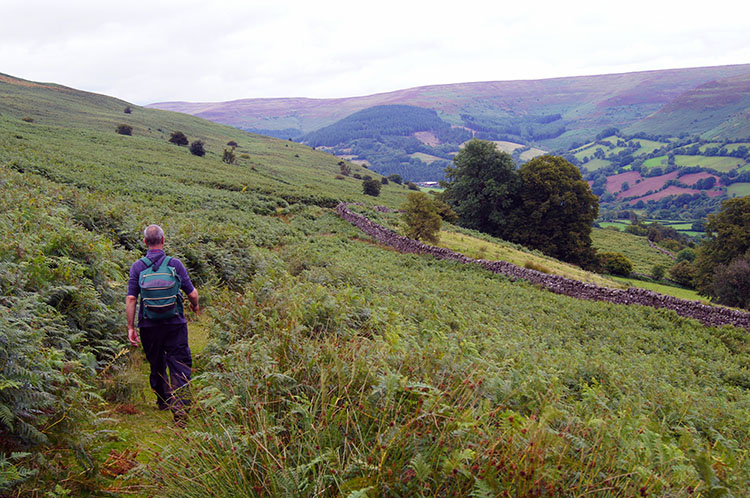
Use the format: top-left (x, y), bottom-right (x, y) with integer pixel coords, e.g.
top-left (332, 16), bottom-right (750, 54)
top-left (1, 0), bottom-right (749, 105)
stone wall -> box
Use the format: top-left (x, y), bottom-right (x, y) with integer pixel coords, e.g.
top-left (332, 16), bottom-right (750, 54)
top-left (337, 203), bottom-right (750, 330)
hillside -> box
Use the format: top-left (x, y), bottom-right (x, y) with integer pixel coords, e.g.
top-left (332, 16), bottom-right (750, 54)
top-left (149, 64), bottom-right (750, 188)
top-left (148, 65), bottom-right (750, 146)
top-left (3, 73), bottom-right (750, 496)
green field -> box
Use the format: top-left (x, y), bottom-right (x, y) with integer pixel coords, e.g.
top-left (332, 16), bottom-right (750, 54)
top-left (643, 155), bottom-right (668, 168)
top-left (630, 138), bottom-right (667, 155)
top-left (410, 152), bottom-right (446, 164)
top-left (674, 155), bottom-right (745, 172)
top-left (3, 75), bottom-right (750, 496)
top-left (580, 158), bottom-right (612, 171)
top-left (728, 182), bottom-right (750, 197)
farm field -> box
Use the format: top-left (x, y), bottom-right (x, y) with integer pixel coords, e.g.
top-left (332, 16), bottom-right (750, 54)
top-left (674, 155), bottom-right (745, 172)
top-left (580, 158), bottom-right (611, 170)
top-left (728, 182), bottom-right (750, 196)
top-left (3, 74), bottom-right (750, 496)
top-left (409, 152), bottom-right (445, 164)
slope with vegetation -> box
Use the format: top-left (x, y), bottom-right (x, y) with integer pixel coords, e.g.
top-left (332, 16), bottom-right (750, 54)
top-left (2, 73), bottom-right (750, 496)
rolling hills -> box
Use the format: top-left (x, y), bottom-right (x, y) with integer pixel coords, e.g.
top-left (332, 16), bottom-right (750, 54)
top-left (3, 72), bottom-right (750, 496)
top-left (149, 64), bottom-right (750, 192)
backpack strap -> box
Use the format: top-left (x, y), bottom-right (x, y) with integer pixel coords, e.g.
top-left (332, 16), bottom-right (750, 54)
top-left (155, 256), bottom-right (173, 273)
top-left (140, 256), bottom-right (153, 267)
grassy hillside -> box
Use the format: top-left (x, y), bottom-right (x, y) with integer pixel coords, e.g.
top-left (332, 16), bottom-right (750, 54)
top-left (2, 74), bottom-right (750, 496)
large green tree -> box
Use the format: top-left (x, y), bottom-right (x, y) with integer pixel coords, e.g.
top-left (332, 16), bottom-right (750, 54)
top-left (441, 139), bottom-right (520, 237)
top-left (694, 196), bottom-right (750, 297)
top-left (512, 155), bottom-right (599, 267)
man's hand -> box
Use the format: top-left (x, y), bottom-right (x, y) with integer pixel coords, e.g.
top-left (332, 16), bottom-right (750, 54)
top-left (128, 326), bottom-right (140, 347)
top-left (187, 289), bottom-right (200, 315)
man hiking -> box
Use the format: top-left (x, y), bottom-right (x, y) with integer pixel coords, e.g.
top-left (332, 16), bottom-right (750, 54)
top-left (126, 224), bottom-right (199, 426)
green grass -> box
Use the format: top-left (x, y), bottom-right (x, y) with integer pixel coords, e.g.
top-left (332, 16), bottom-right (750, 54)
top-left (409, 152), bottom-right (445, 164)
top-left (728, 182), bottom-right (750, 197)
top-left (580, 158), bottom-right (611, 171)
top-left (674, 155), bottom-right (745, 172)
top-left (611, 276), bottom-right (708, 302)
top-left (4, 74), bottom-right (750, 496)
top-left (643, 155), bottom-right (668, 168)
top-left (591, 228), bottom-right (674, 275)
top-left (437, 229), bottom-right (621, 287)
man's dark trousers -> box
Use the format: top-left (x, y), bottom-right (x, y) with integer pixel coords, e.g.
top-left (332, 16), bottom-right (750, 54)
top-left (139, 322), bottom-right (192, 409)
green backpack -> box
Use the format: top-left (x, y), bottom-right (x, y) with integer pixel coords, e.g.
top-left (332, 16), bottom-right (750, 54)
top-left (138, 256), bottom-right (183, 320)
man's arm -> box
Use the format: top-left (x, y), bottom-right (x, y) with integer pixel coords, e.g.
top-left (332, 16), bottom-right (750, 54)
top-left (126, 295), bottom-right (139, 346)
top-left (187, 289), bottom-right (200, 314)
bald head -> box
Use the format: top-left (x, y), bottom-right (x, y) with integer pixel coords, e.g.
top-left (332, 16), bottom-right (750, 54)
top-left (144, 224), bottom-right (165, 248)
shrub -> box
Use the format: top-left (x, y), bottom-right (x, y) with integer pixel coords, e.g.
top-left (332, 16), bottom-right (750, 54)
top-left (124, 106), bottom-right (132, 114)
top-left (652, 265), bottom-right (665, 280)
top-left (381, 177), bottom-right (389, 185)
top-left (339, 163), bottom-right (351, 176)
top-left (407, 182), bottom-right (419, 191)
top-left (227, 140), bottom-right (238, 147)
top-left (353, 173), bottom-right (361, 179)
top-left (222, 148), bottom-right (236, 165)
top-left (669, 260), bottom-right (695, 287)
top-left (676, 248), bottom-right (696, 263)
top-left (169, 131), bottom-right (189, 146)
top-left (388, 174), bottom-right (403, 185)
top-left (362, 179), bottom-right (381, 197)
top-left (401, 192), bottom-right (442, 243)
top-left (362, 175), bottom-right (372, 181)
top-left (189, 140), bottom-right (206, 157)
top-left (115, 124), bottom-right (132, 136)
top-left (709, 254), bottom-right (750, 309)
top-left (598, 251), bottom-right (633, 276)
top-left (335, 174), bottom-right (345, 180)
top-left (21, 117), bottom-right (34, 123)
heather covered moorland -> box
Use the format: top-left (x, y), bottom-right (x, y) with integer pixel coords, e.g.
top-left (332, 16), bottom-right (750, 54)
top-left (1, 73), bottom-right (750, 497)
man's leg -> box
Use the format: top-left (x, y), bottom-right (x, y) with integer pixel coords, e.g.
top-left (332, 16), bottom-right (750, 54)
top-left (163, 323), bottom-right (192, 412)
top-left (139, 326), bottom-right (171, 410)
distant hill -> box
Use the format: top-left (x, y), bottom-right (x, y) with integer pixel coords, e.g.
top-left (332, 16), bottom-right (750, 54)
top-left (149, 64), bottom-right (750, 148)
top-left (148, 64), bottom-right (750, 183)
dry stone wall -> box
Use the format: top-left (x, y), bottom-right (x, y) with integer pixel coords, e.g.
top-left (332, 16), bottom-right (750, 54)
top-left (337, 203), bottom-right (750, 330)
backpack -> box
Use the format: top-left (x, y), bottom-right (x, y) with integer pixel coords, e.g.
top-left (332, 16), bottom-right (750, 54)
top-left (138, 256), bottom-right (183, 320)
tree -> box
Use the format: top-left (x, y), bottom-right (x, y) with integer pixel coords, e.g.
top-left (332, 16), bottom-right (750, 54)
top-left (222, 147), bottom-right (236, 164)
top-left (339, 162), bottom-right (351, 176)
top-left (670, 261), bottom-right (696, 288)
top-left (441, 139), bottom-right (520, 237)
top-left (169, 131), bottom-right (189, 146)
top-left (189, 140), bottom-right (206, 157)
top-left (512, 155), bottom-right (599, 267)
top-left (401, 192), bottom-right (442, 243)
top-left (710, 254), bottom-right (750, 309)
top-left (124, 106), bottom-right (132, 114)
top-left (116, 124), bottom-right (132, 136)
top-left (388, 174), bottom-right (403, 185)
top-left (362, 179), bottom-right (381, 196)
top-left (227, 140), bottom-right (238, 147)
top-left (694, 196), bottom-right (750, 295)
top-left (380, 176), bottom-right (389, 185)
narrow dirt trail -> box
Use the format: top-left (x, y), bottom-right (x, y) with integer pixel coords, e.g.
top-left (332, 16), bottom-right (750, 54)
top-left (98, 314), bottom-right (211, 495)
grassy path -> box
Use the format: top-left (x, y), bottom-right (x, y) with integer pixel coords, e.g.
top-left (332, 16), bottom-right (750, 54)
top-left (98, 314), bottom-right (211, 496)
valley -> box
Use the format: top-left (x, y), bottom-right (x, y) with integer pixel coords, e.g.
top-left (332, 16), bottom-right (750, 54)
top-left (2, 70), bottom-right (750, 496)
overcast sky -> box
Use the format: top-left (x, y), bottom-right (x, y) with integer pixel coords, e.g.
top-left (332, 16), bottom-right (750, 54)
top-left (2, 0), bottom-right (749, 105)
